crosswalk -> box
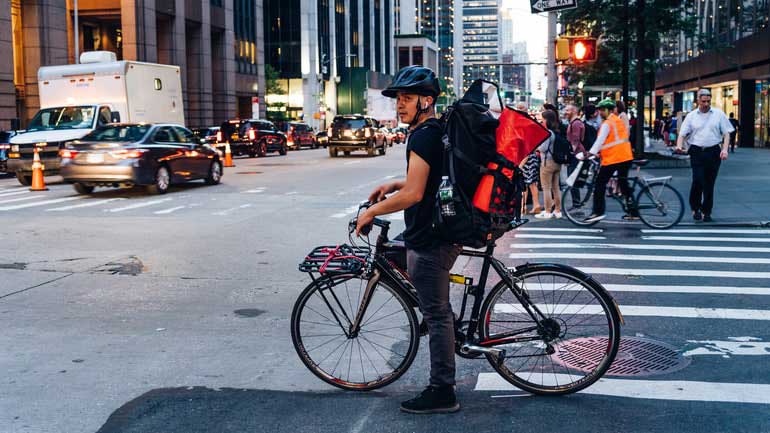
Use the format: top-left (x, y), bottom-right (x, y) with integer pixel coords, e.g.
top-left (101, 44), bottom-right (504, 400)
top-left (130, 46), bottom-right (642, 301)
top-left (478, 225), bottom-right (770, 405)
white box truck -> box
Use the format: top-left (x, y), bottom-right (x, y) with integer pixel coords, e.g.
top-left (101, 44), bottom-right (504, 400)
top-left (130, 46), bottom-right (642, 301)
top-left (7, 51), bottom-right (184, 185)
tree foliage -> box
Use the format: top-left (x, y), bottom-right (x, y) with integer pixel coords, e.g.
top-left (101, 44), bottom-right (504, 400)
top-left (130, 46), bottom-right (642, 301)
top-left (265, 64), bottom-right (287, 121)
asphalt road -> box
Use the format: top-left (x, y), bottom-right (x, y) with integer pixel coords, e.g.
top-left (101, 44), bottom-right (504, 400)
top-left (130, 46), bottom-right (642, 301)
top-left (1, 145), bottom-right (768, 433)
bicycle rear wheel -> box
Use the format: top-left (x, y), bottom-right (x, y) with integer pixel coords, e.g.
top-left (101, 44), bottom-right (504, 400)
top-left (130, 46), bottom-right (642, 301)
top-left (562, 185), bottom-right (598, 226)
top-left (291, 274), bottom-right (419, 391)
top-left (479, 263), bottom-right (621, 395)
top-left (636, 182), bottom-right (684, 229)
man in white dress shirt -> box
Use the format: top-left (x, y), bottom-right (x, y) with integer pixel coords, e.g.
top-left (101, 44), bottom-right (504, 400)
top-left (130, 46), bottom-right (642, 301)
top-left (676, 88), bottom-right (733, 222)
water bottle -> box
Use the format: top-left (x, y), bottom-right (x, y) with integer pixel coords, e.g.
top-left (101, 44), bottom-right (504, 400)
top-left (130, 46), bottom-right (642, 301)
top-left (439, 176), bottom-right (456, 217)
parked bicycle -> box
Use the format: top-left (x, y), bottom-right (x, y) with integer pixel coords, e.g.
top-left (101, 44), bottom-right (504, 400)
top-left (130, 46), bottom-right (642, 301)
top-left (562, 157), bottom-right (685, 229)
top-left (291, 203), bottom-right (622, 395)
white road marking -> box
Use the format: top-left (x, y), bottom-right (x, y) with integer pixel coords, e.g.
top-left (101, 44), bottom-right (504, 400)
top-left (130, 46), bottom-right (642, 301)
top-left (578, 266), bottom-right (770, 279)
top-left (517, 227), bottom-right (604, 233)
top-left (511, 252), bottom-right (770, 265)
top-left (0, 195), bottom-right (43, 205)
top-left (212, 203), bottom-right (253, 216)
top-left (517, 282), bottom-right (770, 296)
top-left (494, 304), bottom-right (770, 320)
top-left (0, 190), bottom-right (31, 198)
top-left (0, 196), bottom-right (81, 211)
top-left (46, 198), bottom-right (126, 211)
top-left (642, 229), bottom-right (770, 235)
top-left (154, 206), bottom-right (187, 215)
top-left (243, 188), bottom-right (265, 193)
top-left (475, 373), bottom-right (770, 405)
top-left (683, 340), bottom-right (770, 356)
top-left (343, 160), bottom-right (363, 165)
top-left (330, 204), bottom-right (362, 218)
top-left (643, 236), bottom-right (770, 243)
top-left (514, 234), bottom-right (606, 240)
top-left (510, 242), bottom-right (770, 254)
top-left (107, 198), bottom-right (173, 213)
top-left (285, 191), bottom-right (298, 196)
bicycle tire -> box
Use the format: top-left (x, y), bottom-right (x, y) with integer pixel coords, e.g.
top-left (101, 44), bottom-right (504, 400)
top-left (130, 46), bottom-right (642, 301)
top-left (291, 274), bottom-right (420, 391)
top-left (562, 185), bottom-right (599, 227)
top-left (636, 182), bottom-right (684, 229)
top-left (479, 263), bottom-right (621, 395)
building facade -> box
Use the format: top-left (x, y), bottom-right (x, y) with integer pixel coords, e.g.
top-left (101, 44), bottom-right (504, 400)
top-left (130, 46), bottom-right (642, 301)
top-left (461, 0), bottom-right (500, 91)
top-left (656, 0), bottom-right (770, 148)
top-left (1, 0), bottom-right (266, 130)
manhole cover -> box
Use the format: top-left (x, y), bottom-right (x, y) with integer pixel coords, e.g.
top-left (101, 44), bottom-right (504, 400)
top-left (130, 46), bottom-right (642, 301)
top-left (553, 337), bottom-right (690, 377)
top-left (235, 171), bottom-right (263, 175)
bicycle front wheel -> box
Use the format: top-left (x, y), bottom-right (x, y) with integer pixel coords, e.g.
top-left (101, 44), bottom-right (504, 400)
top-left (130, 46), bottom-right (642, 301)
top-left (562, 185), bottom-right (598, 226)
top-left (636, 182), bottom-right (684, 229)
top-left (291, 274), bottom-right (419, 391)
top-left (479, 263), bottom-right (621, 395)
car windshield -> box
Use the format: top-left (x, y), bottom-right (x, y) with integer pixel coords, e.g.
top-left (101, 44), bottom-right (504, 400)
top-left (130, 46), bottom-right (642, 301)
top-left (27, 106), bottom-right (96, 132)
top-left (334, 118), bottom-right (366, 129)
top-left (80, 125), bottom-right (150, 143)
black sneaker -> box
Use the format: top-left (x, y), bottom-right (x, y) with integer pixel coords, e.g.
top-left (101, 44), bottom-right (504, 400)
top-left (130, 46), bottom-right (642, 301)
top-left (400, 385), bottom-right (460, 414)
top-left (693, 210), bottom-right (703, 221)
top-left (703, 214), bottom-right (713, 222)
top-left (622, 213), bottom-right (640, 220)
top-left (583, 213), bottom-right (606, 223)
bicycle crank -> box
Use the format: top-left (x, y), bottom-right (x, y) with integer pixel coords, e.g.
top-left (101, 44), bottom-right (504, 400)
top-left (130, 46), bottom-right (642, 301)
top-left (460, 343), bottom-right (507, 367)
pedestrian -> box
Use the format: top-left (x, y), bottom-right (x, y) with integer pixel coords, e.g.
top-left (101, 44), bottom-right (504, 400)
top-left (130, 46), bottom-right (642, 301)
top-left (520, 148), bottom-right (542, 215)
top-left (668, 112), bottom-right (679, 146)
top-left (357, 65), bottom-right (462, 414)
top-left (583, 104), bottom-right (602, 131)
top-left (565, 104), bottom-right (589, 204)
top-left (676, 88), bottom-right (734, 223)
top-left (728, 112), bottom-right (740, 153)
top-left (616, 100), bottom-right (630, 132)
top-left (584, 98), bottom-right (636, 223)
top-left (663, 113), bottom-right (672, 146)
top-left (535, 110), bottom-right (565, 219)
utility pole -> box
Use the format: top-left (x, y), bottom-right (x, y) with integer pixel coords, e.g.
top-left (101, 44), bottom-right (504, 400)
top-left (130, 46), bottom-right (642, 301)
top-left (74, 0), bottom-right (79, 63)
top-left (634, 0), bottom-right (646, 154)
top-left (621, 0), bottom-right (629, 102)
top-left (546, 11), bottom-right (557, 105)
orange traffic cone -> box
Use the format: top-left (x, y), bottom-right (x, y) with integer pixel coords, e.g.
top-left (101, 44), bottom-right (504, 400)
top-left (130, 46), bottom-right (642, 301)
top-left (223, 141), bottom-right (234, 167)
top-left (30, 145), bottom-right (48, 191)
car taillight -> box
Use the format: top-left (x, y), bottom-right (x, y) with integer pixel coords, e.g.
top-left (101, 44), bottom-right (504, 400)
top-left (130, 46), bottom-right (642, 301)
top-left (110, 149), bottom-right (147, 159)
top-left (59, 149), bottom-right (78, 159)
top-left (248, 129), bottom-right (256, 141)
top-left (365, 128), bottom-right (371, 138)
top-left (216, 131), bottom-right (223, 142)
top-left (0, 144), bottom-right (9, 150)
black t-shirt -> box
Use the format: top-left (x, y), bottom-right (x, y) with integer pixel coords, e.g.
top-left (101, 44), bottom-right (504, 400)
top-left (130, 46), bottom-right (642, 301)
top-left (403, 119), bottom-right (444, 250)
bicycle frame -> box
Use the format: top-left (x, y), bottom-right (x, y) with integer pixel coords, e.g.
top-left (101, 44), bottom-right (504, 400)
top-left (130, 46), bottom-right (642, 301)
top-left (578, 159), bottom-right (674, 213)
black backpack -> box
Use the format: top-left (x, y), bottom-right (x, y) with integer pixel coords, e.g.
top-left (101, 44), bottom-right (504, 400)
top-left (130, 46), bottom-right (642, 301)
top-left (548, 131), bottom-right (572, 164)
top-left (581, 120), bottom-right (598, 150)
top-left (432, 79), bottom-right (521, 248)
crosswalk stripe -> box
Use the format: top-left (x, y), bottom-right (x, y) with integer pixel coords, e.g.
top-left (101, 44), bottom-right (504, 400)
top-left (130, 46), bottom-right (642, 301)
top-left (154, 205), bottom-right (186, 215)
top-left (212, 203), bottom-right (253, 216)
top-left (0, 196), bottom-right (81, 211)
top-left (46, 198), bottom-right (126, 211)
top-left (0, 190), bottom-right (31, 198)
top-left (579, 266), bottom-right (770, 279)
top-left (642, 229), bottom-right (770, 235)
top-left (510, 242), bottom-right (770, 254)
top-left (683, 340), bottom-right (770, 356)
top-left (107, 198), bottom-right (173, 213)
top-left (517, 227), bottom-right (604, 233)
top-left (0, 195), bottom-right (43, 205)
top-left (330, 205), bottom-right (361, 218)
top-left (511, 252), bottom-right (770, 265)
top-left (494, 304), bottom-right (770, 320)
top-left (643, 236), bottom-right (770, 243)
top-left (514, 234), bottom-right (606, 240)
top-left (475, 373), bottom-right (770, 405)
top-left (521, 283), bottom-right (770, 296)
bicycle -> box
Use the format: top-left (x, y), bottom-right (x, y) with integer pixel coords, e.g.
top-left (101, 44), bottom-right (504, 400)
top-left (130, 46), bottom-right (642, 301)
top-left (291, 203), bottom-right (622, 395)
top-left (562, 157), bottom-right (685, 229)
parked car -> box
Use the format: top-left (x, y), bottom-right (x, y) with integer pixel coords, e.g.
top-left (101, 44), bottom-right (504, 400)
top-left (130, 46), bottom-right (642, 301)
top-left (60, 124), bottom-right (223, 195)
top-left (192, 127), bottom-right (220, 145)
top-left (218, 119), bottom-right (287, 157)
top-left (374, 127), bottom-right (391, 147)
top-left (327, 115), bottom-right (385, 157)
top-left (316, 130), bottom-right (328, 148)
top-left (0, 131), bottom-right (19, 174)
top-left (286, 122), bottom-right (317, 149)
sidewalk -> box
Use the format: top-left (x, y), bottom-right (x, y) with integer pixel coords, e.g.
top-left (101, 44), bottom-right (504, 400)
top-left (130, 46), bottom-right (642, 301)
top-left (639, 138), bottom-right (770, 226)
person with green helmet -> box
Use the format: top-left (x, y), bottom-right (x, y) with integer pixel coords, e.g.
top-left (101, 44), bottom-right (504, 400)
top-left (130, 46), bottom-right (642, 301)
top-left (583, 98), bottom-right (636, 223)
top-left (355, 66), bottom-right (462, 414)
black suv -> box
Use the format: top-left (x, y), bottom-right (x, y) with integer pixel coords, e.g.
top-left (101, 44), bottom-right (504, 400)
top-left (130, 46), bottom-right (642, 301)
top-left (327, 115), bottom-right (385, 157)
top-left (218, 119), bottom-right (287, 157)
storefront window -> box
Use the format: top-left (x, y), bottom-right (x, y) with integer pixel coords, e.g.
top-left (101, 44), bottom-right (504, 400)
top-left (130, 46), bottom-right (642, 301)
top-left (756, 80), bottom-right (770, 147)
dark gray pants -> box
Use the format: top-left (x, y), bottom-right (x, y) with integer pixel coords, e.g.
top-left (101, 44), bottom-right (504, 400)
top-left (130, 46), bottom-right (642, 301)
top-left (407, 243), bottom-right (461, 387)
top-left (688, 144), bottom-right (722, 215)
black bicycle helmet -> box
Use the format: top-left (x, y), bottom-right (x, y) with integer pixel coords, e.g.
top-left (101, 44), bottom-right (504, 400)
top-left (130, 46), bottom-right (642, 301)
top-left (382, 66), bottom-right (441, 98)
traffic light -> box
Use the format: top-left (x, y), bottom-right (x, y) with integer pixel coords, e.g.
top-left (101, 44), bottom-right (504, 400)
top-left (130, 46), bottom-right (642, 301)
top-left (572, 38), bottom-right (597, 62)
top-left (555, 38), bottom-right (570, 61)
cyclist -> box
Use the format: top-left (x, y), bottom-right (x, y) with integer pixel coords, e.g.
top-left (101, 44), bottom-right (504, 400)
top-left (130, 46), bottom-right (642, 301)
top-left (583, 98), bottom-right (636, 223)
top-left (355, 65), bottom-right (462, 414)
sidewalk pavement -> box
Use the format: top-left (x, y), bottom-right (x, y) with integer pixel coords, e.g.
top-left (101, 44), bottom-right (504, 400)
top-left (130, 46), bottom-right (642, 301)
top-left (640, 138), bottom-right (770, 226)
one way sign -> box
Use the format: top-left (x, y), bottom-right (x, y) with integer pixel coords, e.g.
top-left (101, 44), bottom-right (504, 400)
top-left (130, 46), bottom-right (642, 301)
top-left (530, 0), bottom-right (577, 13)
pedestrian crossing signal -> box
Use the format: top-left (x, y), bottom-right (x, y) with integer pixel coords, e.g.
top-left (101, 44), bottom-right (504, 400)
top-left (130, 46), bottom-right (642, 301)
top-left (573, 38), bottom-right (597, 62)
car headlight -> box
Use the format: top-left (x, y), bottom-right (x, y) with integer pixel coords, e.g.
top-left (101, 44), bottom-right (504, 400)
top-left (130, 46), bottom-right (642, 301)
top-left (11, 145), bottom-right (19, 152)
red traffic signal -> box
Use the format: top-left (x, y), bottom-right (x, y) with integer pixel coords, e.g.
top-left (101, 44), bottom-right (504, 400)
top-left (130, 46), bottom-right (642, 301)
top-left (572, 38), bottom-right (597, 62)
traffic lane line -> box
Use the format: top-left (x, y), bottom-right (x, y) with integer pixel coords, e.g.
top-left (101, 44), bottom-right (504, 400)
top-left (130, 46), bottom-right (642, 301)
top-left (514, 234), bottom-right (606, 240)
top-left (212, 203), bottom-right (253, 216)
top-left (516, 227), bottom-right (604, 233)
top-left (154, 205), bottom-right (187, 215)
top-left (0, 190), bottom-right (32, 198)
top-left (511, 252), bottom-right (770, 265)
top-left (0, 195), bottom-right (44, 205)
top-left (577, 267), bottom-right (770, 279)
top-left (46, 198), bottom-right (126, 211)
top-left (509, 282), bottom-right (770, 296)
top-left (642, 229), bottom-right (770, 235)
top-left (475, 373), bottom-right (770, 405)
top-left (107, 198), bottom-right (173, 213)
top-left (643, 236), bottom-right (770, 243)
top-left (494, 304), bottom-right (770, 321)
top-left (509, 242), bottom-right (770, 254)
top-left (683, 339), bottom-right (770, 357)
top-left (0, 196), bottom-right (81, 211)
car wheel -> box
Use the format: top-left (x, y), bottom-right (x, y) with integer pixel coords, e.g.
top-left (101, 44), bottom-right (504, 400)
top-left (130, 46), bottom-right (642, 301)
top-left (279, 145), bottom-right (288, 156)
top-left (73, 183), bottom-right (94, 194)
top-left (257, 140), bottom-right (267, 157)
top-left (146, 165), bottom-right (170, 195)
top-left (329, 147), bottom-right (338, 157)
top-left (205, 160), bottom-right (223, 185)
top-left (378, 145), bottom-right (386, 156)
top-left (15, 172), bottom-right (31, 186)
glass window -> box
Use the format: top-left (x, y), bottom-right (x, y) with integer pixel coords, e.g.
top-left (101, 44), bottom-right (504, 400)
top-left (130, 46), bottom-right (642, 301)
top-left (412, 47), bottom-right (423, 65)
top-left (98, 107), bottom-right (112, 126)
top-left (80, 125), bottom-right (150, 143)
top-left (333, 118), bottom-right (366, 129)
top-left (174, 127), bottom-right (195, 143)
top-left (398, 47), bottom-right (410, 69)
top-left (153, 127), bottom-right (178, 143)
top-left (26, 106), bottom-right (96, 131)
